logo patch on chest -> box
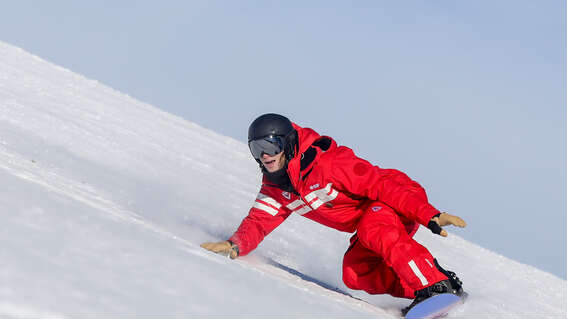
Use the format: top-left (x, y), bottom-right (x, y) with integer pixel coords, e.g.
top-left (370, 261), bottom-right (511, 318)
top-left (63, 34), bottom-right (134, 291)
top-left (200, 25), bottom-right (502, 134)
top-left (282, 191), bottom-right (291, 200)
top-left (309, 183), bottom-right (320, 190)
top-left (372, 206), bottom-right (382, 212)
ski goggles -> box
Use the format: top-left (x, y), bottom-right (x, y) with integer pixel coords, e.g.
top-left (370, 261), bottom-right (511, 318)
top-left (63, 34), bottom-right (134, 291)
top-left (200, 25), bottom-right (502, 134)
top-left (248, 135), bottom-right (285, 159)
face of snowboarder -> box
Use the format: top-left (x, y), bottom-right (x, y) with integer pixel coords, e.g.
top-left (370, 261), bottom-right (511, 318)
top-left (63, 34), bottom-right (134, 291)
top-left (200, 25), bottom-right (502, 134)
top-left (260, 151), bottom-right (286, 173)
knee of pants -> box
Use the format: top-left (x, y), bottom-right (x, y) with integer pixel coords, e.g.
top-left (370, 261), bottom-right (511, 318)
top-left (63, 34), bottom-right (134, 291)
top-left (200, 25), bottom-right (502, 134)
top-left (342, 266), bottom-right (359, 290)
top-left (342, 250), bottom-right (376, 290)
top-left (342, 245), bottom-right (408, 296)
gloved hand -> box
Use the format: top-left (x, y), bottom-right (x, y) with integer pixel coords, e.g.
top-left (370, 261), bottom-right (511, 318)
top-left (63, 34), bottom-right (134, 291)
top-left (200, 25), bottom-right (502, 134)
top-left (200, 240), bottom-right (239, 259)
top-left (428, 212), bottom-right (467, 237)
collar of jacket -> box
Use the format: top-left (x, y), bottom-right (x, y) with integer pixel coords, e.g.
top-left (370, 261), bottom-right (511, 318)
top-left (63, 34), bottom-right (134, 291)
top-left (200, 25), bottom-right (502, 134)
top-left (286, 123), bottom-right (336, 191)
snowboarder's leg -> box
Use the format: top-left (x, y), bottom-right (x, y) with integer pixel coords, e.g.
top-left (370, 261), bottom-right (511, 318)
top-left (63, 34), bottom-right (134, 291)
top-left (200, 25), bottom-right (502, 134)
top-left (356, 204), bottom-right (448, 294)
top-left (343, 234), bottom-right (414, 298)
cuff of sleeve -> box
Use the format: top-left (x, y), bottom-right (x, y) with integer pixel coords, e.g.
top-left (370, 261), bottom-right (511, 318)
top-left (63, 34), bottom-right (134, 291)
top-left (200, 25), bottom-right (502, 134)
top-left (419, 205), bottom-right (442, 226)
top-left (228, 236), bottom-right (245, 256)
top-left (227, 240), bottom-right (240, 257)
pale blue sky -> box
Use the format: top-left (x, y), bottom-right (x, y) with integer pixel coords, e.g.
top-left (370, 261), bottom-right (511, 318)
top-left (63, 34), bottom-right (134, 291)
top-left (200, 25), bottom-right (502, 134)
top-left (2, 1), bottom-right (566, 279)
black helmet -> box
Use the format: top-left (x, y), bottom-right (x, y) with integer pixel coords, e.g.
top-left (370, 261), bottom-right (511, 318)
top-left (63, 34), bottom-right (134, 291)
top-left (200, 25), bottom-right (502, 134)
top-left (248, 113), bottom-right (298, 161)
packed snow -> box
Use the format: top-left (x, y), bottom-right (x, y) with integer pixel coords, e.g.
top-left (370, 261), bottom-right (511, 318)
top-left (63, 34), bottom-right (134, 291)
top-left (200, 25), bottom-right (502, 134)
top-left (1, 41), bottom-right (566, 319)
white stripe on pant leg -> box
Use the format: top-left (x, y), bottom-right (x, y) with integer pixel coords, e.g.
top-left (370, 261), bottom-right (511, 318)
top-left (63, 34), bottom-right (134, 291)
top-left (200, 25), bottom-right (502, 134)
top-left (409, 260), bottom-right (429, 286)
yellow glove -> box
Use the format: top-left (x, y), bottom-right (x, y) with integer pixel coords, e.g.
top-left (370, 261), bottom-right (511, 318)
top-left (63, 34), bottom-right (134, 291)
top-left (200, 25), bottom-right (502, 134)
top-left (200, 240), bottom-right (239, 259)
top-left (428, 212), bottom-right (467, 237)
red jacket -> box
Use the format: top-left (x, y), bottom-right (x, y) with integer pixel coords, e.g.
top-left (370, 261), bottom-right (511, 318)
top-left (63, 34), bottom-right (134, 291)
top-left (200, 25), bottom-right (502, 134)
top-left (230, 124), bottom-right (441, 256)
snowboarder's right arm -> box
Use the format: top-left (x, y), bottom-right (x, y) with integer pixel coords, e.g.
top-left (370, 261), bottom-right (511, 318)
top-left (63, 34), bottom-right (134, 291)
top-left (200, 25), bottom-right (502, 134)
top-left (201, 191), bottom-right (291, 258)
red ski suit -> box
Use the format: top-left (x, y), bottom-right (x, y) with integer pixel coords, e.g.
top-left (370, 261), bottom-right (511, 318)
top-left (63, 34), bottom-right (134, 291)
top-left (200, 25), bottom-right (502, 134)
top-left (230, 124), bottom-right (447, 298)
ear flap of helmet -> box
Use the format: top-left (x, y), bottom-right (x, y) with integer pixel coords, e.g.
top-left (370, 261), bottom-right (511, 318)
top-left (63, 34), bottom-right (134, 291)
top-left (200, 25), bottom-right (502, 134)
top-left (284, 129), bottom-right (298, 161)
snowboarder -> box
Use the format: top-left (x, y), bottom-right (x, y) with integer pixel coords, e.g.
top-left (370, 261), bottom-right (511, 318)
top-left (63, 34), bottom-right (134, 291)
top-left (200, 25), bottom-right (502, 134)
top-left (201, 113), bottom-right (467, 313)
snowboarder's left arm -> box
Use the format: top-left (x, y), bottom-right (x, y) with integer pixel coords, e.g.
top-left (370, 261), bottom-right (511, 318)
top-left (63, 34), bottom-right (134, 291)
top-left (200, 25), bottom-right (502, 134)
top-left (329, 146), bottom-right (466, 234)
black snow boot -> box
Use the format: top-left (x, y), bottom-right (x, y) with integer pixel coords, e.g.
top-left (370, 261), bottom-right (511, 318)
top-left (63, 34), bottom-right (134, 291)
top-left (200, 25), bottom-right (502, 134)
top-left (401, 279), bottom-right (453, 316)
top-left (433, 259), bottom-right (464, 296)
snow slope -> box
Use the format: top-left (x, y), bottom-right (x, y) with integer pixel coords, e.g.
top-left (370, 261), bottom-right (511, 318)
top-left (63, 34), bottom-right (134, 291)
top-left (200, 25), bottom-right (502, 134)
top-left (1, 41), bottom-right (566, 319)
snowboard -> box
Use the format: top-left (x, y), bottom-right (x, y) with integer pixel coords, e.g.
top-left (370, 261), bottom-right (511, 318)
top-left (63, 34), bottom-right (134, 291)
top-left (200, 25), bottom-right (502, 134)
top-left (404, 292), bottom-right (467, 319)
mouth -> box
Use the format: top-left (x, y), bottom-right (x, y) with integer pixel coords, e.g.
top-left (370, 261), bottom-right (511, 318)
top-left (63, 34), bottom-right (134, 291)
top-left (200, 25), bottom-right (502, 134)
top-left (263, 159), bottom-right (276, 166)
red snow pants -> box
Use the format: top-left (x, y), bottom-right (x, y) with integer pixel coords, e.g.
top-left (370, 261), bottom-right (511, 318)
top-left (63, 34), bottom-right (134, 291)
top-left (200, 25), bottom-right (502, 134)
top-left (342, 203), bottom-right (447, 299)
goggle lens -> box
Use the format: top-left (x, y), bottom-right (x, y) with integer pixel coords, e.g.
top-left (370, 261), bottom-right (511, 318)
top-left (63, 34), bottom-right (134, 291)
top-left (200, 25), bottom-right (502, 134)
top-left (249, 136), bottom-right (285, 159)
